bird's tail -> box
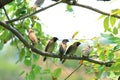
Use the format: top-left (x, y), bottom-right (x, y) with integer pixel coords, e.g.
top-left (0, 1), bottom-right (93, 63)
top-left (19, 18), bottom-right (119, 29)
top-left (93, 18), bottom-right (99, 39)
top-left (43, 57), bottom-right (47, 61)
top-left (62, 59), bottom-right (66, 64)
top-left (59, 53), bottom-right (63, 61)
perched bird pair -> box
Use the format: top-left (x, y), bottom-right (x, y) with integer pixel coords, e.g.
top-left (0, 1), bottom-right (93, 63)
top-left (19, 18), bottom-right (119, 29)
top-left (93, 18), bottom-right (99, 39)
top-left (61, 41), bottom-right (81, 63)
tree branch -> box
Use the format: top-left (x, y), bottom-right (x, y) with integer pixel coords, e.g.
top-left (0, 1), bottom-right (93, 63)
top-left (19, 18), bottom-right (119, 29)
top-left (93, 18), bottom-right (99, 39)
top-left (3, 6), bottom-right (15, 27)
top-left (0, 21), bottom-right (114, 66)
top-left (5, 1), bottom-right (62, 23)
top-left (0, 0), bottom-right (13, 8)
top-left (75, 3), bottom-right (120, 18)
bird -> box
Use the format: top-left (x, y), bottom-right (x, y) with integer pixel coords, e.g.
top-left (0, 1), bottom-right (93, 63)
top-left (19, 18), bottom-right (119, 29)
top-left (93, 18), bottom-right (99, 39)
top-left (82, 45), bottom-right (91, 58)
top-left (43, 37), bottom-right (58, 61)
top-left (62, 42), bottom-right (81, 63)
top-left (27, 28), bottom-right (38, 45)
top-left (33, 0), bottom-right (45, 10)
top-left (97, 0), bottom-right (110, 1)
top-left (59, 39), bottom-right (69, 61)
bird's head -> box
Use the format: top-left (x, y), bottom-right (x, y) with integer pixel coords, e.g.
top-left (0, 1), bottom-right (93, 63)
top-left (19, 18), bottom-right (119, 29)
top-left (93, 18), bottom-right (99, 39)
top-left (52, 37), bottom-right (58, 42)
top-left (74, 42), bottom-right (81, 46)
top-left (27, 28), bottom-right (34, 33)
top-left (62, 39), bottom-right (69, 43)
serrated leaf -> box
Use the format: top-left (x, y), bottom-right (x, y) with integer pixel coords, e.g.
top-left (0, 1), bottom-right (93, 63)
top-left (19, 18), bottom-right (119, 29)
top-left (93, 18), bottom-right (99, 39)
top-left (110, 17), bottom-right (116, 27)
top-left (72, 31), bottom-right (79, 39)
top-left (113, 27), bottom-right (118, 35)
top-left (52, 68), bottom-right (62, 78)
top-left (104, 16), bottom-right (109, 31)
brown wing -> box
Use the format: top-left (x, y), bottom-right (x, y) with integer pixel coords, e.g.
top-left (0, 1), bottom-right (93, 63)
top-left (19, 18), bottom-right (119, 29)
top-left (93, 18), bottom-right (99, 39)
top-left (45, 40), bottom-right (55, 53)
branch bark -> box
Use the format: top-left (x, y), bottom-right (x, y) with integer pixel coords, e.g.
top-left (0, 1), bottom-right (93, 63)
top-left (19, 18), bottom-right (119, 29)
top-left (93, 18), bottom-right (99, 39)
top-left (0, 0), bottom-right (13, 8)
top-left (0, 21), bottom-right (114, 66)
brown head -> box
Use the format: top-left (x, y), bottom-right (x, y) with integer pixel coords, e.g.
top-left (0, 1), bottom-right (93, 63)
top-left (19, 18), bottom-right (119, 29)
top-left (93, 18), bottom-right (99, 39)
top-left (27, 28), bottom-right (34, 33)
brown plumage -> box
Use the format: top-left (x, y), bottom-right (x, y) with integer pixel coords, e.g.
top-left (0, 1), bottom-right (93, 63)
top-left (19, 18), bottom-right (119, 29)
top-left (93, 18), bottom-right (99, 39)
top-left (28, 28), bottom-right (38, 45)
top-left (82, 45), bottom-right (91, 58)
top-left (59, 39), bottom-right (69, 61)
top-left (62, 42), bottom-right (81, 63)
top-left (43, 37), bottom-right (58, 61)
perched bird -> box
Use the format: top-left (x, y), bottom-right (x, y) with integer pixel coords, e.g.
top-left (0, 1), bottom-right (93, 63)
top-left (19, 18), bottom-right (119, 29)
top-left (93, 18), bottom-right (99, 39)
top-left (82, 45), bottom-right (91, 58)
top-left (33, 0), bottom-right (45, 10)
top-left (27, 28), bottom-right (38, 45)
top-left (62, 42), bottom-right (81, 63)
top-left (43, 37), bottom-right (58, 61)
top-left (97, 0), bottom-right (110, 1)
top-left (59, 39), bottom-right (69, 61)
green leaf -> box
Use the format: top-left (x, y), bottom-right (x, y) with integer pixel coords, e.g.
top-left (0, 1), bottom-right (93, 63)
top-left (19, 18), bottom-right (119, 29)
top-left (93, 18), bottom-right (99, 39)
top-left (33, 22), bottom-right (41, 32)
top-left (118, 22), bottom-right (120, 29)
top-left (42, 69), bottom-right (51, 74)
top-left (104, 16), bottom-right (109, 31)
top-left (97, 14), bottom-right (106, 20)
top-left (108, 52), bottom-right (114, 61)
top-left (111, 62), bottom-right (120, 71)
top-left (110, 17), bottom-right (116, 27)
top-left (24, 56), bottom-right (31, 66)
top-left (66, 5), bottom-right (73, 12)
top-left (113, 27), bottom-right (118, 35)
top-left (32, 54), bottom-right (39, 62)
top-left (99, 53), bottom-right (105, 60)
top-left (52, 68), bottom-right (62, 78)
top-left (0, 42), bottom-right (3, 50)
top-left (19, 48), bottom-right (25, 61)
top-left (29, 70), bottom-right (35, 80)
top-left (32, 64), bottom-right (41, 75)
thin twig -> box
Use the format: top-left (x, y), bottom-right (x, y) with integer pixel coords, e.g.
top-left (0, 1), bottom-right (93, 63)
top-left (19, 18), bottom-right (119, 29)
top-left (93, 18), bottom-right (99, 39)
top-left (64, 64), bottom-right (82, 80)
top-left (2, 6), bottom-right (14, 27)
top-left (6, 1), bottom-right (62, 23)
top-left (76, 3), bottom-right (120, 19)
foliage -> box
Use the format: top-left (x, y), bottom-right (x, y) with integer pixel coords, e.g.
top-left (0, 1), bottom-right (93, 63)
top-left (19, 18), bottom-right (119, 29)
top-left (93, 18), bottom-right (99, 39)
top-left (0, 0), bottom-right (120, 80)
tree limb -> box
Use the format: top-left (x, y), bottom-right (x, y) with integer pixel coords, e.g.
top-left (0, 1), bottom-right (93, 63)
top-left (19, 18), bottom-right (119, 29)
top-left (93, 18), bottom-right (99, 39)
top-left (5, 1), bottom-right (62, 23)
top-left (0, 21), bottom-right (114, 66)
top-left (75, 3), bottom-right (120, 19)
top-left (0, 0), bottom-right (13, 8)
